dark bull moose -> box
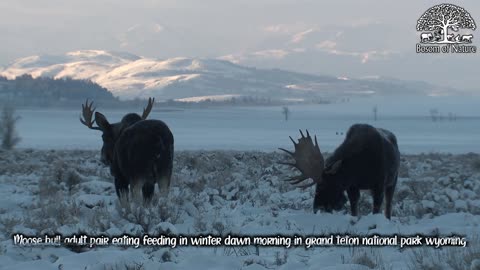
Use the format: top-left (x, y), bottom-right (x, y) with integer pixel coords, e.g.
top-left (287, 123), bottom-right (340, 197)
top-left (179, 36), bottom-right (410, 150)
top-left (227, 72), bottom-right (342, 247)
top-left (80, 98), bottom-right (174, 202)
top-left (280, 124), bottom-right (400, 219)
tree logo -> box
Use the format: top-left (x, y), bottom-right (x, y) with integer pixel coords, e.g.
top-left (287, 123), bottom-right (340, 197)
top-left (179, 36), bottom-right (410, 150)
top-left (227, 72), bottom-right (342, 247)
top-left (416, 3), bottom-right (477, 53)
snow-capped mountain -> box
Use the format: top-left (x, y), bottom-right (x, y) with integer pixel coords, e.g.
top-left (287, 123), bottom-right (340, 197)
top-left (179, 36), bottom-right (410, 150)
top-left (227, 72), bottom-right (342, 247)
top-left (0, 50), bottom-right (458, 101)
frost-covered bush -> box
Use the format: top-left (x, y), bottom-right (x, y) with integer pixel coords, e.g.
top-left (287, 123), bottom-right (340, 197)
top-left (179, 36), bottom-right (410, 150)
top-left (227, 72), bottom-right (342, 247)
top-left (117, 195), bottom-right (182, 234)
top-left (25, 195), bottom-right (81, 234)
top-left (341, 247), bottom-right (391, 270)
top-left (0, 216), bottom-right (22, 237)
top-left (102, 262), bottom-right (145, 270)
top-left (409, 235), bottom-right (480, 270)
top-left (473, 157), bottom-right (480, 171)
top-left (87, 204), bottom-right (112, 234)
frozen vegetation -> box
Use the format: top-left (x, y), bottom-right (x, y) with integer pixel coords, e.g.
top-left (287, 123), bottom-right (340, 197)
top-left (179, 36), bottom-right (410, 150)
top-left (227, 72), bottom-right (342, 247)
top-left (0, 149), bottom-right (479, 269)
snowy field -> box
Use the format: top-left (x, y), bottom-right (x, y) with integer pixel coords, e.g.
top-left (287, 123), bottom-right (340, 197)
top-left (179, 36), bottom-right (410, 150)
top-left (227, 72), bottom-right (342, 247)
top-left (0, 149), bottom-right (480, 270)
top-left (1, 96), bottom-right (479, 269)
top-left (15, 96), bottom-right (480, 154)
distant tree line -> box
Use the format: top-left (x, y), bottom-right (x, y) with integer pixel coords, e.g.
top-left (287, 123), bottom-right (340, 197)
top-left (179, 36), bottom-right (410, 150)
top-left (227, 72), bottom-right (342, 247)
top-left (0, 75), bottom-right (118, 107)
top-left (163, 96), bottom-right (330, 108)
top-left (0, 74), bottom-right (333, 108)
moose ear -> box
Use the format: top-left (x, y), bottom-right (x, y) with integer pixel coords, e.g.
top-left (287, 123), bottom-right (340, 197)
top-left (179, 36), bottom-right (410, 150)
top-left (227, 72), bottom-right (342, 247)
top-left (95, 112), bottom-right (110, 131)
top-left (325, 160), bottom-right (342, 175)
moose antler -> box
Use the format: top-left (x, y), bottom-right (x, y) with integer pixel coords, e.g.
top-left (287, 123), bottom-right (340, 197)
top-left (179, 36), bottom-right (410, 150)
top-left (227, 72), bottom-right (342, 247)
top-left (80, 99), bottom-right (102, 130)
top-left (141, 97), bottom-right (155, 120)
top-left (279, 130), bottom-right (325, 188)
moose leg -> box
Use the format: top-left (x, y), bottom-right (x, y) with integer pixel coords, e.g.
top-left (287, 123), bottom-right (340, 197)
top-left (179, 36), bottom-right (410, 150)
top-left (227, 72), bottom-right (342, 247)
top-left (346, 187), bottom-right (360, 216)
top-left (142, 182), bottom-right (155, 203)
top-left (115, 177), bottom-right (129, 200)
top-left (384, 185), bottom-right (395, 220)
top-left (157, 177), bottom-right (171, 196)
top-left (384, 174), bottom-right (397, 219)
top-left (156, 164), bottom-right (172, 196)
top-left (372, 188), bottom-right (384, 215)
top-left (130, 179), bottom-right (144, 203)
top-left (115, 177), bottom-right (129, 208)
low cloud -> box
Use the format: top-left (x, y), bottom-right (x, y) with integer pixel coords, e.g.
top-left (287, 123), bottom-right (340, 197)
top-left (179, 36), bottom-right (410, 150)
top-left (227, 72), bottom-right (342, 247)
top-left (118, 23), bottom-right (164, 48)
top-left (316, 39), bottom-right (396, 64)
top-left (153, 23), bottom-right (164, 33)
top-left (290, 29), bottom-right (315, 43)
top-left (345, 18), bottom-right (382, 28)
top-left (218, 49), bottom-right (291, 64)
top-left (316, 40), bottom-right (337, 50)
top-left (217, 54), bottom-right (243, 64)
top-left (252, 49), bottom-right (290, 59)
top-left (263, 24), bottom-right (293, 33)
top-left (262, 22), bottom-right (316, 34)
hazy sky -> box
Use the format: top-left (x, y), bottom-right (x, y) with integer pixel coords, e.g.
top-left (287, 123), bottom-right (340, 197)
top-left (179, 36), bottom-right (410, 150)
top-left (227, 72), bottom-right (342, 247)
top-left (1, 0), bottom-right (479, 89)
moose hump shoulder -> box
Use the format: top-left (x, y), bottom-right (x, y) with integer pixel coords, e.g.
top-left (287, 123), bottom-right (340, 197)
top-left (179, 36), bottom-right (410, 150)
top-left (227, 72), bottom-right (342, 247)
top-left (80, 98), bottom-right (174, 203)
top-left (280, 124), bottom-right (400, 219)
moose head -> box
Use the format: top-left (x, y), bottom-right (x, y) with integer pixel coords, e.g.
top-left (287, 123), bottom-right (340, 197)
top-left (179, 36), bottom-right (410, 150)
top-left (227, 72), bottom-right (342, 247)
top-left (80, 98), bottom-right (155, 166)
top-left (279, 130), bottom-right (347, 213)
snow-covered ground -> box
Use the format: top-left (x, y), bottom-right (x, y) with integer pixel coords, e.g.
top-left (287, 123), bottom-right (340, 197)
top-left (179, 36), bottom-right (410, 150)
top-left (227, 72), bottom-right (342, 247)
top-left (0, 149), bottom-right (479, 270)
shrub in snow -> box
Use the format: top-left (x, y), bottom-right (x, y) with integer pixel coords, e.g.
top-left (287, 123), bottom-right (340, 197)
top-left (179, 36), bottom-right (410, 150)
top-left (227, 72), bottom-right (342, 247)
top-left (101, 262), bottom-right (145, 270)
top-left (149, 222), bottom-right (177, 236)
top-left (242, 256), bottom-right (270, 268)
top-left (193, 214), bottom-right (207, 232)
top-left (211, 220), bottom-right (226, 235)
top-left (469, 200), bottom-right (480, 214)
top-left (118, 202), bottom-right (153, 233)
top-left (39, 159), bottom-right (83, 198)
top-left (116, 193), bottom-right (184, 234)
top-left (0, 216), bottom-right (22, 237)
top-left (409, 235), bottom-right (480, 270)
top-left (38, 175), bottom-right (62, 201)
top-left (87, 205), bottom-right (112, 233)
top-left (341, 247), bottom-right (390, 270)
top-left (404, 179), bottom-right (431, 202)
top-left (156, 198), bottom-right (182, 224)
top-left (438, 176), bottom-right (450, 186)
top-left (122, 223), bottom-right (144, 235)
top-left (445, 188), bottom-right (460, 201)
top-left (454, 200), bottom-right (468, 212)
top-left (421, 200), bottom-right (435, 210)
top-left (160, 250), bottom-right (174, 262)
top-left (472, 158), bottom-right (480, 171)
top-left (471, 259), bottom-right (480, 270)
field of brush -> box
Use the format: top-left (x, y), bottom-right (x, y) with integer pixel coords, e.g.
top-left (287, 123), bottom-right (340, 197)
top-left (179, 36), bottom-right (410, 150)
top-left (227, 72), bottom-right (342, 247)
top-left (0, 149), bottom-right (479, 270)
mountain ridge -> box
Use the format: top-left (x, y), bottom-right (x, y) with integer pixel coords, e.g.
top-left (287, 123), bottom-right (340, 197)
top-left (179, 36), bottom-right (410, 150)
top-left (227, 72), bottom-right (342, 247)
top-left (0, 50), bottom-right (462, 102)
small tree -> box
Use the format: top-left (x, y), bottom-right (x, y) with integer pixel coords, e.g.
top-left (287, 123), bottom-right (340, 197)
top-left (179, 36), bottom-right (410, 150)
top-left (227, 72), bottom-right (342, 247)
top-left (0, 105), bottom-right (21, 150)
top-left (282, 106), bottom-right (290, 121)
top-left (372, 105), bottom-right (378, 121)
top-left (429, 108), bottom-right (439, 122)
